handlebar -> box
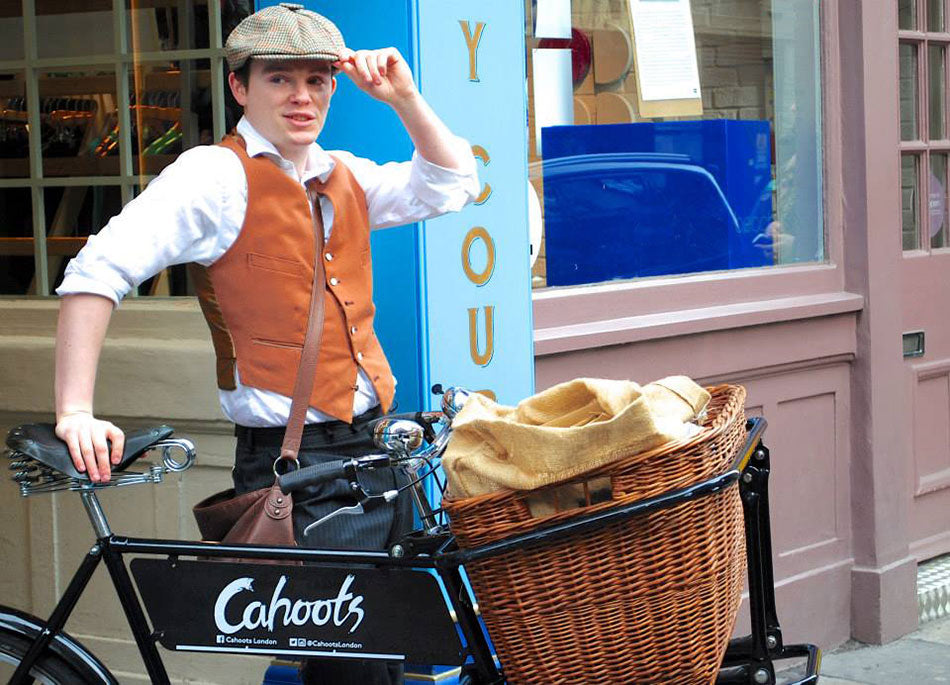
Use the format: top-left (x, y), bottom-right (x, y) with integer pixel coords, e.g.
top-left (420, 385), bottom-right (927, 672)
top-left (277, 454), bottom-right (393, 494)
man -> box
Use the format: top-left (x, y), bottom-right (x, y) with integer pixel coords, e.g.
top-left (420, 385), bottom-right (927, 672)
top-left (54, 4), bottom-right (478, 683)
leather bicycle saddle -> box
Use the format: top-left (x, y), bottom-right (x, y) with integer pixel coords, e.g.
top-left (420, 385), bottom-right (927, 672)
top-left (6, 423), bottom-right (174, 480)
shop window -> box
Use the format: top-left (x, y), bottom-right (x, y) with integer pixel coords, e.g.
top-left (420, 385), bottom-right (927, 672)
top-left (0, 1), bottom-right (248, 297)
top-left (526, 0), bottom-right (824, 289)
top-left (899, 0), bottom-right (950, 252)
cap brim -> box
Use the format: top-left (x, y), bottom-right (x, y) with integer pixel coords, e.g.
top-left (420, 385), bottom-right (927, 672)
top-left (252, 52), bottom-right (340, 63)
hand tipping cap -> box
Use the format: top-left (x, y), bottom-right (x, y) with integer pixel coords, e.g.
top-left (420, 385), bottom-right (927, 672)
top-left (225, 3), bottom-right (345, 71)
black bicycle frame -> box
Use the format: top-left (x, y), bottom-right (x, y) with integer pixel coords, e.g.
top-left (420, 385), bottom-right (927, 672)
top-left (11, 416), bottom-right (820, 685)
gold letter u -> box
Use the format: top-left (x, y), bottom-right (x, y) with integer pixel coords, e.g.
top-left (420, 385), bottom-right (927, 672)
top-left (468, 306), bottom-right (495, 366)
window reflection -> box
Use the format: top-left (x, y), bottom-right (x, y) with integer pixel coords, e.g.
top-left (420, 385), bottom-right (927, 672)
top-left (930, 154), bottom-right (947, 249)
top-left (900, 44), bottom-right (919, 142)
top-left (902, 154), bottom-right (920, 251)
top-left (528, 0), bottom-right (823, 288)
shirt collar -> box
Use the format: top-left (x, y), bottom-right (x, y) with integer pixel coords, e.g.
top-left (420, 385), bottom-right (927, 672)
top-left (235, 116), bottom-right (335, 184)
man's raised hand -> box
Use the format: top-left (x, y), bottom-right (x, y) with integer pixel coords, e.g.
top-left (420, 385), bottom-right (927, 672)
top-left (335, 47), bottom-right (418, 106)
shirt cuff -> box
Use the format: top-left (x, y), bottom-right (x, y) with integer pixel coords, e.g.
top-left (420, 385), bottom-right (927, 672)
top-left (55, 274), bottom-right (123, 307)
top-left (410, 136), bottom-right (480, 211)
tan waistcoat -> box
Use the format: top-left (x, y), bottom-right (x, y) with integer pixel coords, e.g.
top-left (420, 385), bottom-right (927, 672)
top-left (190, 134), bottom-right (395, 423)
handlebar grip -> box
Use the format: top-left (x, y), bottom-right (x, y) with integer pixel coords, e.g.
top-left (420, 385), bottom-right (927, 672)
top-left (278, 459), bottom-right (352, 494)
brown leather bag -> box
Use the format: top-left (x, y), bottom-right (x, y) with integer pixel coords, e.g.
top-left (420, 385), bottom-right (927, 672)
top-left (191, 186), bottom-right (328, 562)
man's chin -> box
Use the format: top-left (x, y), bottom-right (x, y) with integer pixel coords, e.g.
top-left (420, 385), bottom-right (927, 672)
top-left (287, 128), bottom-right (319, 144)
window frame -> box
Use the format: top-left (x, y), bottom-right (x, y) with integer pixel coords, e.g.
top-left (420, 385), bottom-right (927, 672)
top-left (0, 0), bottom-right (228, 296)
top-left (532, 0), bottom-right (842, 347)
top-left (898, 0), bottom-right (950, 255)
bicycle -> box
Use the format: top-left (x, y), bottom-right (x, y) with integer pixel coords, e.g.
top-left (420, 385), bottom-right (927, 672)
top-left (1, 386), bottom-right (821, 684)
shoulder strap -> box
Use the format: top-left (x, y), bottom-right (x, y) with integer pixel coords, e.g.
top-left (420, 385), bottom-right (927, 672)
top-left (279, 186), bottom-right (327, 461)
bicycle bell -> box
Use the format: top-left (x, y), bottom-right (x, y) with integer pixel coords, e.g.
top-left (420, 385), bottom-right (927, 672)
top-left (440, 387), bottom-right (471, 419)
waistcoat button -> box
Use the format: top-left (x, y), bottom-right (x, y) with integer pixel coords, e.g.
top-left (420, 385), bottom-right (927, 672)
top-left (350, 326), bottom-right (358, 335)
top-left (329, 277), bottom-right (339, 286)
top-left (325, 253), bottom-right (333, 261)
top-left (356, 352), bottom-right (364, 361)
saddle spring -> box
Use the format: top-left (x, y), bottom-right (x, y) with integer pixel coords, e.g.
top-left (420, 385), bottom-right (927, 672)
top-left (6, 450), bottom-right (60, 494)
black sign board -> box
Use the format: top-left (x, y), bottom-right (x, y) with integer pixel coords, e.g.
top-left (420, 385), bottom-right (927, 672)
top-left (130, 558), bottom-right (463, 664)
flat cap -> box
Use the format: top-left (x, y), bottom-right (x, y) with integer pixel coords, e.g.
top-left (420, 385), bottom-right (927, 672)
top-left (225, 3), bottom-right (345, 71)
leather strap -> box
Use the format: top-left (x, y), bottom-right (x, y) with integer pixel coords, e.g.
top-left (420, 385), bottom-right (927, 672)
top-left (279, 186), bottom-right (328, 462)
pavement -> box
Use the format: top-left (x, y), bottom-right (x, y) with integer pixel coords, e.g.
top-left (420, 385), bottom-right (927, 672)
top-left (780, 615), bottom-right (950, 684)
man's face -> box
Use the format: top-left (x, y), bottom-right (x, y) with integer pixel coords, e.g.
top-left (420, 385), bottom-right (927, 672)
top-left (229, 59), bottom-right (337, 161)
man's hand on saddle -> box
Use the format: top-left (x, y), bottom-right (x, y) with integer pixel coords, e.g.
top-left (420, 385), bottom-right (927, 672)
top-left (335, 47), bottom-right (419, 107)
top-left (55, 411), bottom-right (125, 483)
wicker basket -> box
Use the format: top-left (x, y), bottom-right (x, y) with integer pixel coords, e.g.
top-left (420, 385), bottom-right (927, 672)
top-left (442, 385), bottom-right (748, 685)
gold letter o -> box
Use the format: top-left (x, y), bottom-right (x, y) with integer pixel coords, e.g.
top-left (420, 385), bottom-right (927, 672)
top-left (462, 226), bottom-right (495, 286)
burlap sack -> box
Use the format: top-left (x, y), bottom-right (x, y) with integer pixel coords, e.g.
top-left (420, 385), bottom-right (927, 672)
top-left (443, 376), bottom-right (710, 501)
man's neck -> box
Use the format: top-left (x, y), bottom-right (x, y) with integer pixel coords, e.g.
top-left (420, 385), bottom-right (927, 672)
top-left (277, 146), bottom-right (310, 178)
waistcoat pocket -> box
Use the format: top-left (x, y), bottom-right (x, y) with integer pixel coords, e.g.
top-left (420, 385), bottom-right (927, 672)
top-left (248, 252), bottom-right (307, 277)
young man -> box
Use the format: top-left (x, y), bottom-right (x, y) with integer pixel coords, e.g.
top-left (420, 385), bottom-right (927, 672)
top-left (54, 4), bottom-right (478, 683)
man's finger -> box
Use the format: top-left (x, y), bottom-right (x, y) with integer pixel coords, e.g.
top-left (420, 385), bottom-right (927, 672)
top-left (355, 52), bottom-right (373, 83)
top-left (78, 431), bottom-right (99, 482)
top-left (92, 426), bottom-right (111, 482)
top-left (108, 425), bottom-right (125, 465)
top-left (366, 53), bottom-right (382, 85)
top-left (376, 52), bottom-right (388, 78)
top-left (65, 433), bottom-right (85, 473)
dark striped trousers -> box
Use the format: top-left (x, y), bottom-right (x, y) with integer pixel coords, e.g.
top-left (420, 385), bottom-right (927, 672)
top-left (233, 405), bottom-right (412, 685)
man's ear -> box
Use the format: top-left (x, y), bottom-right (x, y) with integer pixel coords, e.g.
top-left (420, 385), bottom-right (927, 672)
top-left (228, 71), bottom-right (248, 107)
top-left (331, 75), bottom-right (338, 95)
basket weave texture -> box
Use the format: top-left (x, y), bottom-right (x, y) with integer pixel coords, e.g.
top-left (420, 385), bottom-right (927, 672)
top-left (442, 385), bottom-right (748, 685)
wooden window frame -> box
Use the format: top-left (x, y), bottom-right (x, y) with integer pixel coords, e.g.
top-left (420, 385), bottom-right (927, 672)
top-left (0, 0), bottom-right (227, 296)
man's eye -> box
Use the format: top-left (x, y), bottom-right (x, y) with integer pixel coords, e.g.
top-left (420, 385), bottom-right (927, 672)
top-left (269, 75), bottom-right (287, 84)
top-left (308, 78), bottom-right (324, 86)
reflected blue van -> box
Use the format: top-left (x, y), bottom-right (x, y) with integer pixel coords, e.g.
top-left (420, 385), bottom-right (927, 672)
top-left (540, 121), bottom-right (773, 287)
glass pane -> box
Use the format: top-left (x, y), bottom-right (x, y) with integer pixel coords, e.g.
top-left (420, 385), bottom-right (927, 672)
top-left (0, 14), bottom-right (24, 60)
top-left (529, 0), bottom-right (824, 288)
top-left (38, 67), bottom-right (118, 178)
top-left (35, 2), bottom-right (115, 59)
top-left (44, 184), bottom-right (123, 292)
top-left (0, 71), bottom-right (30, 179)
top-left (0, 187), bottom-right (35, 294)
top-left (125, 0), bottom-right (210, 54)
top-left (931, 154), bottom-right (948, 247)
top-left (929, 0), bottom-right (945, 31)
top-left (901, 43), bottom-right (920, 141)
top-left (901, 0), bottom-right (919, 30)
top-left (903, 154), bottom-right (921, 250)
top-left (930, 45), bottom-right (946, 139)
top-left (128, 59), bottom-right (213, 182)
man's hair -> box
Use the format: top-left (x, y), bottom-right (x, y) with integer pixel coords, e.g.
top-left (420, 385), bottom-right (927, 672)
top-left (232, 61), bottom-right (251, 87)
top-left (231, 59), bottom-right (338, 88)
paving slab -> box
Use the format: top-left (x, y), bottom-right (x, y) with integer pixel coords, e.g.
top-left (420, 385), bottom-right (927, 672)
top-left (817, 637), bottom-right (950, 685)
top-left (917, 619), bottom-right (950, 646)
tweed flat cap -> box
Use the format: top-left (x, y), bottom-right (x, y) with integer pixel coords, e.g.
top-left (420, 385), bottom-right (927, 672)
top-left (225, 3), bottom-right (345, 71)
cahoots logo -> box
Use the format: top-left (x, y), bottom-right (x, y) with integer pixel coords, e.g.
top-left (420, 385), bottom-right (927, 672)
top-left (214, 574), bottom-right (365, 635)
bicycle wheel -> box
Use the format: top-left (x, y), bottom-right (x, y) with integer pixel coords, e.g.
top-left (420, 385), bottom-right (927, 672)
top-left (0, 628), bottom-right (99, 684)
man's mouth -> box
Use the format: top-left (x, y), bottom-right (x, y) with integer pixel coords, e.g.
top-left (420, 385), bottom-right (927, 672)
top-left (285, 113), bottom-right (315, 123)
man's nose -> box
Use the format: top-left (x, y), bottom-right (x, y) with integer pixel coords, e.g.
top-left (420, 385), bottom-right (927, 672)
top-left (289, 82), bottom-right (311, 103)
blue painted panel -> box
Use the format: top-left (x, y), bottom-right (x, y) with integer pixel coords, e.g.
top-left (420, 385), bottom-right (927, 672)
top-left (416, 0), bottom-right (533, 408)
top-left (541, 120), bottom-right (773, 287)
top-left (262, 0), bottom-right (424, 411)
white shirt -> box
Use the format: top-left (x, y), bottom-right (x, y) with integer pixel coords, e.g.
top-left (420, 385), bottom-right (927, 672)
top-left (58, 117), bottom-right (480, 426)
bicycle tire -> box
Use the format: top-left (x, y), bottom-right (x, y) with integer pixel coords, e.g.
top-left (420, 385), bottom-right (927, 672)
top-left (0, 628), bottom-right (101, 684)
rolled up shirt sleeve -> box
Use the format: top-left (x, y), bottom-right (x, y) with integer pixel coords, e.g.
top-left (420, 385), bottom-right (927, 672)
top-left (334, 135), bottom-right (480, 230)
top-left (56, 146), bottom-right (244, 305)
